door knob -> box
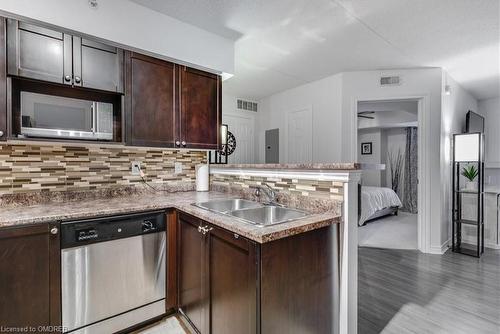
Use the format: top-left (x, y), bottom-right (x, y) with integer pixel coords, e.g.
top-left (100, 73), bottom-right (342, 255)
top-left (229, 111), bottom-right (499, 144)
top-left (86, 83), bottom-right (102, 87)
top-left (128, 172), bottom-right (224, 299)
top-left (50, 227), bottom-right (58, 235)
top-left (0, 130), bottom-right (3, 137)
top-left (64, 75), bottom-right (71, 82)
top-left (175, 140), bottom-right (181, 147)
top-left (74, 76), bottom-right (81, 84)
top-left (181, 141), bottom-right (186, 147)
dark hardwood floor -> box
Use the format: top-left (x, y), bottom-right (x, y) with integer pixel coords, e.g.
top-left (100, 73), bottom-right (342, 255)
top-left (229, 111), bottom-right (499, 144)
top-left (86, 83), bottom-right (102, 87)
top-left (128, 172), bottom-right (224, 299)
top-left (359, 247), bottom-right (500, 334)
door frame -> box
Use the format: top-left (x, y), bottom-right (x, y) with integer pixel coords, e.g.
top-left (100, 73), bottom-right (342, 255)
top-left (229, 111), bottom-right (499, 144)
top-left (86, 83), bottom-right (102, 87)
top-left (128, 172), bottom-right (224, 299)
top-left (222, 111), bottom-right (256, 164)
top-left (351, 95), bottom-right (431, 253)
top-left (285, 106), bottom-right (313, 163)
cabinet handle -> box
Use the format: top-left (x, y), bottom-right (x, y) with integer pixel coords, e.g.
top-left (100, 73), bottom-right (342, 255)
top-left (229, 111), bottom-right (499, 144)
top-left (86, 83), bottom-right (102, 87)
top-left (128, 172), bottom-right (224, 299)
top-left (181, 141), bottom-right (186, 147)
top-left (74, 76), bottom-right (81, 84)
top-left (234, 233), bottom-right (239, 239)
top-left (175, 140), bottom-right (181, 147)
top-left (50, 227), bottom-right (58, 235)
top-left (64, 75), bottom-right (71, 82)
top-left (0, 130), bottom-right (3, 137)
top-left (198, 226), bottom-right (213, 235)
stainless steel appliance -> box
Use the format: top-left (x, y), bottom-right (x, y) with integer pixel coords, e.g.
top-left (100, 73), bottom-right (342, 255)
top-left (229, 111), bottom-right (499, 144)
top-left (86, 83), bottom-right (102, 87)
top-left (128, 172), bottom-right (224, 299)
top-left (20, 92), bottom-right (114, 140)
top-left (60, 211), bottom-right (166, 334)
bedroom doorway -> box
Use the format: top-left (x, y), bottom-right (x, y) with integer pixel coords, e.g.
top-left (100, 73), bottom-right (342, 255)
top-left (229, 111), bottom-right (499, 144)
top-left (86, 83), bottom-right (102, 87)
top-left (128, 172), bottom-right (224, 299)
top-left (356, 99), bottom-right (420, 250)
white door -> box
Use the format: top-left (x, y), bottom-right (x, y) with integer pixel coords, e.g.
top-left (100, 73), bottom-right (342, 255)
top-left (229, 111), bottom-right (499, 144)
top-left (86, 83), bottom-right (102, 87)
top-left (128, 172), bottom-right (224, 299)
top-left (223, 114), bottom-right (255, 164)
top-left (287, 108), bottom-right (312, 163)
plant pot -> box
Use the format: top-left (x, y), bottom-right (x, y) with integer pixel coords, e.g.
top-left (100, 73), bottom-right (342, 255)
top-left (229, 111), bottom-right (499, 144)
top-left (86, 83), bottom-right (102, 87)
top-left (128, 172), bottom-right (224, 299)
top-left (465, 181), bottom-right (477, 191)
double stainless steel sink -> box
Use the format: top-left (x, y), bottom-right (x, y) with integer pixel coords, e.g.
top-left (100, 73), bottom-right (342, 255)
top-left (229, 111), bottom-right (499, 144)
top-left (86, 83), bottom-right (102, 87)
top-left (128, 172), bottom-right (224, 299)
top-left (193, 199), bottom-right (309, 227)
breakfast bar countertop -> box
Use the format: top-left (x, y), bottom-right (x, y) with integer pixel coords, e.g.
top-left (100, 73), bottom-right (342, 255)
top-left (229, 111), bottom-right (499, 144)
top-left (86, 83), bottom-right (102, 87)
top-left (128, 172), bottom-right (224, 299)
top-left (0, 190), bottom-right (340, 243)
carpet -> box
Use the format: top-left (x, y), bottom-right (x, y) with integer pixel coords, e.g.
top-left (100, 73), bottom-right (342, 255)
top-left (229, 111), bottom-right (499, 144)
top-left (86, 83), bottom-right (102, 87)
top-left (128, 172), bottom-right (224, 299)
top-left (358, 211), bottom-right (418, 249)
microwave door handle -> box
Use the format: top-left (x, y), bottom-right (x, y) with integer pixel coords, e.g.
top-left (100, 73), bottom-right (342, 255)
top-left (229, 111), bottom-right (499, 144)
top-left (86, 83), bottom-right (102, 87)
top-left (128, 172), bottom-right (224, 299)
top-left (92, 102), bottom-right (97, 134)
top-left (95, 103), bottom-right (99, 133)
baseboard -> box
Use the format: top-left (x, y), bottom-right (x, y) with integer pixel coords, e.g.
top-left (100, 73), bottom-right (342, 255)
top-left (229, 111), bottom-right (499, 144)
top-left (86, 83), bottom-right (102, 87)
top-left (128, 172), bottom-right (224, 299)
top-left (461, 236), bottom-right (500, 250)
top-left (427, 239), bottom-right (450, 254)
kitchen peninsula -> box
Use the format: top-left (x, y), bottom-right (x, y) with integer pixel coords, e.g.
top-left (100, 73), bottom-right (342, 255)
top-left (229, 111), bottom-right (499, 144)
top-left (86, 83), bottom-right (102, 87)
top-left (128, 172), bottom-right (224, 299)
top-left (0, 154), bottom-right (360, 334)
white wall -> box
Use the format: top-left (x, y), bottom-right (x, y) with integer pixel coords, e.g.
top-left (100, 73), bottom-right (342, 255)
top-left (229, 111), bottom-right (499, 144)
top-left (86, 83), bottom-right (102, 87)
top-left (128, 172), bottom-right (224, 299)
top-left (256, 74), bottom-right (343, 163)
top-left (358, 128), bottom-right (382, 186)
top-left (358, 127), bottom-right (407, 195)
top-left (441, 72), bottom-right (478, 249)
top-left (0, 0), bottom-right (234, 74)
top-left (481, 97), bottom-right (500, 168)
top-left (358, 102), bottom-right (418, 129)
top-left (254, 67), bottom-right (477, 253)
top-left (221, 93), bottom-right (257, 163)
top-left (342, 68), bottom-right (443, 252)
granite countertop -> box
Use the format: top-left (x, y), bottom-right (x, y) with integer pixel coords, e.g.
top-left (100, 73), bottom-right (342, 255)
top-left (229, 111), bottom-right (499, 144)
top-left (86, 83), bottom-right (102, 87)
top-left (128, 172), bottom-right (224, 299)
top-left (0, 191), bottom-right (340, 243)
top-left (215, 163), bottom-right (384, 171)
top-left (217, 163), bottom-right (361, 170)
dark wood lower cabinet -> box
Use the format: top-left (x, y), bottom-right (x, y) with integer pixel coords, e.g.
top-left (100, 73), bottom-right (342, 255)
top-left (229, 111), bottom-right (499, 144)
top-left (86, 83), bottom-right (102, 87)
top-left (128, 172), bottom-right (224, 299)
top-left (0, 17), bottom-right (7, 140)
top-left (0, 223), bottom-right (61, 331)
top-left (178, 213), bottom-right (208, 333)
top-left (207, 223), bottom-right (258, 334)
top-left (177, 213), bottom-right (338, 334)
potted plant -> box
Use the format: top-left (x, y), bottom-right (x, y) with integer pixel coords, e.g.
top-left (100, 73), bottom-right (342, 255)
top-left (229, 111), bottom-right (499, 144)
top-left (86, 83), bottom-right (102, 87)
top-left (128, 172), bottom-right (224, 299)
top-left (461, 165), bottom-right (479, 190)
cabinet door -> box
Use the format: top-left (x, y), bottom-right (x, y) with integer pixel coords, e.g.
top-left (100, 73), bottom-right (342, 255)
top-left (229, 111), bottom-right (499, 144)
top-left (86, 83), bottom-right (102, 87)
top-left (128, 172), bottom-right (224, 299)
top-left (178, 213), bottom-right (208, 333)
top-left (0, 17), bottom-right (6, 140)
top-left (73, 37), bottom-right (124, 93)
top-left (207, 226), bottom-right (258, 334)
top-left (7, 19), bottom-right (72, 85)
top-left (179, 66), bottom-right (221, 149)
top-left (125, 52), bottom-right (176, 147)
top-left (0, 223), bottom-right (61, 328)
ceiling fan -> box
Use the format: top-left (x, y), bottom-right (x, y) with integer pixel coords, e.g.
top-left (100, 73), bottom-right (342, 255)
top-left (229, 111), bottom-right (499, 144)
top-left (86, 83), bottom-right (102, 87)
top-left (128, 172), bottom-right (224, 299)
top-left (357, 111), bottom-right (375, 119)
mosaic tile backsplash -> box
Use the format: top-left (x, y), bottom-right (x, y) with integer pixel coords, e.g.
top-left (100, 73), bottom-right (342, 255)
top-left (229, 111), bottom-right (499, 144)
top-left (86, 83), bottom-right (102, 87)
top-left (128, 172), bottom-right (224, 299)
top-left (210, 174), bottom-right (344, 201)
top-left (0, 142), bottom-right (206, 194)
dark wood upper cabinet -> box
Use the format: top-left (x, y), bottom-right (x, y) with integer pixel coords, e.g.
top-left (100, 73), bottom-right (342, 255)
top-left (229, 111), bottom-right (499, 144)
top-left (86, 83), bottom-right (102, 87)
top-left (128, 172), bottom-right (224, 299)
top-left (7, 20), bottom-right (71, 85)
top-left (7, 19), bottom-right (123, 93)
top-left (125, 56), bottom-right (222, 149)
top-left (73, 37), bottom-right (124, 93)
top-left (0, 17), bottom-right (6, 140)
top-left (0, 223), bottom-right (61, 328)
top-left (207, 225), bottom-right (258, 334)
top-left (179, 66), bottom-right (221, 149)
top-left (125, 52), bottom-right (176, 147)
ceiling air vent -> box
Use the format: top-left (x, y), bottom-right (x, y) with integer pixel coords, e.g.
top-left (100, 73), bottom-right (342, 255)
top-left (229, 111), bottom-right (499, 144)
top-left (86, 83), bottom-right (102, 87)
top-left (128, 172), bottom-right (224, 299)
top-left (380, 76), bottom-right (401, 86)
top-left (237, 99), bottom-right (258, 112)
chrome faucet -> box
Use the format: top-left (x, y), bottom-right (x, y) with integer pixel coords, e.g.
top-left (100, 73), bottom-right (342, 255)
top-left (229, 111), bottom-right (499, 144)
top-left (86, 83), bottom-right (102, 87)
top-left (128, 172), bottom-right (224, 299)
top-left (254, 183), bottom-right (282, 206)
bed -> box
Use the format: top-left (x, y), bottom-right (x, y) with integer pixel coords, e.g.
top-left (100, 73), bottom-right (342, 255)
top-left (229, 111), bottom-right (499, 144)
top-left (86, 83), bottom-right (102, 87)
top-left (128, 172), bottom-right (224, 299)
top-left (359, 186), bottom-right (402, 226)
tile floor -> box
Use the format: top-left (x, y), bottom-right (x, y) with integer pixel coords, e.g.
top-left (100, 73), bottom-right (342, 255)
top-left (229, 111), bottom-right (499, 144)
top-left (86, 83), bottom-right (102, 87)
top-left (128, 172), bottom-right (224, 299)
top-left (134, 316), bottom-right (187, 334)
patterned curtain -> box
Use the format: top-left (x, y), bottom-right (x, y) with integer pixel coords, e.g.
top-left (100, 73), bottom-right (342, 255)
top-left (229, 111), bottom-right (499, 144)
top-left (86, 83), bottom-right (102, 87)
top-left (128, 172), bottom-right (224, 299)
top-left (403, 127), bottom-right (418, 213)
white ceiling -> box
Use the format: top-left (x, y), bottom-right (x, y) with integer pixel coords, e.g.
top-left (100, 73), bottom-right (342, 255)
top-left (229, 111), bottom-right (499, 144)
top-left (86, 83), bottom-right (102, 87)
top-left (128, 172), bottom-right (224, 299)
top-left (131, 0), bottom-right (500, 101)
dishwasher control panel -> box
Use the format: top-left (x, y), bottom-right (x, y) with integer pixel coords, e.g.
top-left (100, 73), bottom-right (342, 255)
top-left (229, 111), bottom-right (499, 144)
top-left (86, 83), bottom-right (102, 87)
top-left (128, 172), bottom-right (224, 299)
top-left (61, 211), bottom-right (166, 248)
top-left (76, 228), bottom-right (99, 241)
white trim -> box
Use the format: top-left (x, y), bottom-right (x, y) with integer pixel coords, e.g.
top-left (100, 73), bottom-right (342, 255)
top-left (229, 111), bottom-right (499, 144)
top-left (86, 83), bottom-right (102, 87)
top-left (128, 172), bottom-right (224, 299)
top-left (210, 167), bottom-right (362, 183)
top-left (339, 180), bottom-right (359, 334)
top-left (428, 238), bottom-right (450, 254)
top-left (461, 236), bottom-right (500, 250)
top-left (351, 95), bottom-right (432, 254)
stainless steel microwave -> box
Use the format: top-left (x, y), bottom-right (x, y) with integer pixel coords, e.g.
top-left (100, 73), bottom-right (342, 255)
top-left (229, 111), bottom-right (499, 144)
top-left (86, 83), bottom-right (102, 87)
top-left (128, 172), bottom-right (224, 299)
top-left (20, 92), bottom-right (114, 140)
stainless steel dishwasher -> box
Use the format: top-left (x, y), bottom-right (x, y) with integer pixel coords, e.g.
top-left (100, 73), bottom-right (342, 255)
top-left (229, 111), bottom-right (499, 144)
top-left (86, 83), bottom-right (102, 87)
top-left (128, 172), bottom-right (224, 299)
top-left (60, 211), bottom-right (166, 334)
